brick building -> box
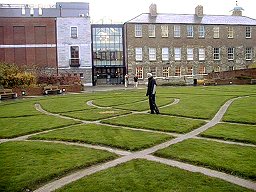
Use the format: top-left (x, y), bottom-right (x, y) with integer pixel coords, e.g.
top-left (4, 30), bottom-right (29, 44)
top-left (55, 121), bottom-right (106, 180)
top-left (124, 4), bottom-right (256, 84)
top-left (0, 2), bottom-right (92, 86)
top-left (0, 17), bottom-right (56, 69)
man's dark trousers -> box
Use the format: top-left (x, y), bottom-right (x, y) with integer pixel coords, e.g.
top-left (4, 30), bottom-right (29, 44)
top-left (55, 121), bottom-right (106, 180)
top-left (149, 94), bottom-right (159, 114)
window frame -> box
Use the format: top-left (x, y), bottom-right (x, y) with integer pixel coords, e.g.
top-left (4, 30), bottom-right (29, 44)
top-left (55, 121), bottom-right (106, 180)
top-left (136, 66), bottom-right (143, 79)
top-left (175, 66), bottom-right (181, 76)
top-left (162, 67), bottom-right (170, 77)
top-left (213, 26), bottom-right (220, 39)
top-left (245, 47), bottom-right (253, 60)
top-left (187, 48), bottom-right (193, 61)
top-left (162, 47), bottom-right (169, 61)
top-left (135, 24), bottom-right (142, 37)
top-left (174, 25), bottom-right (181, 37)
top-left (213, 48), bottom-right (220, 60)
top-left (174, 48), bottom-right (181, 61)
top-left (198, 25), bottom-right (205, 38)
top-left (70, 45), bottom-right (80, 67)
top-left (161, 25), bottom-right (168, 37)
top-left (228, 47), bottom-right (235, 60)
top-left (187, 66), bottom-right (193, 75)
top-left (71, 26), bottom-right (78, 38)
top-left (149, 48), bottom-right (156, 61)
top-left (228, 26), bottom-right (233, 38)
top-left (149, 67), bottom-right (157, 77)
top-left (198, 48), bottom-right (205, 61)
top-left (135, 48), bottom-right (143, 61)
top-left (246, 26), bottom-right (251, 38)
top-left (148, 24), bottom-right (156, 37)
top-left (199, 65), bottom-right (206, 74)
top-left (187, 25), bottom-right (194, 38)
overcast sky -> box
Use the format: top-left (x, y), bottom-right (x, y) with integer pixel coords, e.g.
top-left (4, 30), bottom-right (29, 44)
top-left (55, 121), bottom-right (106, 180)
top-left (1, 0), bottom-right (255, 23)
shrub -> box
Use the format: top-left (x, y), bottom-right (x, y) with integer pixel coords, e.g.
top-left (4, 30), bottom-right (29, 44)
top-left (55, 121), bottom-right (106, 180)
top-left (161, 81), bottom-right (186, 86)
top-left (36, 75), bottom-right (81, 86)
top-left (0, 62), bottom-right (36, 88)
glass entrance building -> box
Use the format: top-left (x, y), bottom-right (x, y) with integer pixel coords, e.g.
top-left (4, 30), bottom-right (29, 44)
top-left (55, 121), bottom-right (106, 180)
top-left (91, 24), bottom-right (125, 85)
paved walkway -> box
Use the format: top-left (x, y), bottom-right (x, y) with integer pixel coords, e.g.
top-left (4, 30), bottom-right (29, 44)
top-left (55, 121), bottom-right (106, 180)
top-left (1, 93), bottom-right (255, 191)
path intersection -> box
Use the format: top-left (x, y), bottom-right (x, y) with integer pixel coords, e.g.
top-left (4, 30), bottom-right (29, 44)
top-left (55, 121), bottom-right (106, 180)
top-left (0, 90), bottom-right (255, 192)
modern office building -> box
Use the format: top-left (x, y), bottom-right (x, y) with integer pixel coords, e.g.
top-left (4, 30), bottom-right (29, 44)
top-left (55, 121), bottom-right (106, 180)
top-left (124, 4), bottom-right (256, 84)
top-left (91, 24), bottom-right (125, 85)
top-left (0, 2), bottom-right (92, 86)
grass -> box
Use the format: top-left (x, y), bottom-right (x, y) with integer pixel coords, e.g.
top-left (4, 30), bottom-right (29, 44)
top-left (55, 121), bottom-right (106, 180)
top-left (56, 159), bottom-right (251, 192)
top-left (1, 85), bottom-right (256, 191)
top-left (0, 114), bottom-right (79, 138)
top-left (200, 122), bottom-right (256, 144)
top-left (0, 100), bottom-right (41, 118)
top-left (60, 108), bottom-right (130, 121)
top-left (0, 141), bottom-right (117, 192)
top-left (29, 124), bottom-right (173, 151)
top-left (114, 97), bottom-right (174, 111)
top-left (223, 96), bottom-right (256, 124)
top-left (160, 94), bottom-right (233, 119)
top-left (154, 138), bottom-right (256, 180)
top-left (93, 96), bottom-right (145, 107)
top-left (38, 94), bottom-right (95, 113)
top-left (101, 114), bottom-right (205, 133)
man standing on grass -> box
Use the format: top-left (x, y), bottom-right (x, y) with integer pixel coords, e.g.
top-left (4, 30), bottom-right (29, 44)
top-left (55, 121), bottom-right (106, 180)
top-left (146, 73), bottom-right (160, 114)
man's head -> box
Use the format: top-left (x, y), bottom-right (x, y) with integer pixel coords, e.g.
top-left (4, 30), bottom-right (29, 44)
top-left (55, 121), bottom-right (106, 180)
top-left (147, 73), bottom-right (153, 78)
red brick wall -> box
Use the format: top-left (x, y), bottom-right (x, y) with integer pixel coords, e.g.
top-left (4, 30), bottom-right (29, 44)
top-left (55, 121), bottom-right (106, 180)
top-left (207, 68), bottom-right (256, 79)
top-left (0, 18), bottom-right (57, 68)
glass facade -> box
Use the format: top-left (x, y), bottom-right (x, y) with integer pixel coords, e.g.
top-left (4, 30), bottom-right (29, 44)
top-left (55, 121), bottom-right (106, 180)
top-left (92, 24), bottom-right (125, 85)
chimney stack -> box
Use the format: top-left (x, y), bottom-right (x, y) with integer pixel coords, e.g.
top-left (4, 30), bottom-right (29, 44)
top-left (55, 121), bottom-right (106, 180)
top-left (195, 5), bottom-right (203, 17)
top-left (149, 4), bottom-right (157, 17)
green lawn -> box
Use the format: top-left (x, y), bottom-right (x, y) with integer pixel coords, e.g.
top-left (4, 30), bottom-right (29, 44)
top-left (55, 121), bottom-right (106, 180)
top-left (223, 96), bottom-right (256, 124)
top-left (160, 94), bottom-right (233, 119)
top-left (29, 124), bottom-right (173, 151)
top-left (1, 85), bottom-right (256, 191)
top-left (0, 141), bottom-right (117, 192)
top-left (0, 114), bottom-right (79, 138)
top-left (101, 114), bottom-right (205, 133)
top-left (38, 94), bottom-right (95, 113)
top-left (114, 97), bottom-right (174, 111)
top-left (57, 159), bottom-right (251, 192)
top-left (0, 100), bottom-right (41, 118)
top-left (200, 123), bottom-right (256, 144)
top-left (93, 96), bottom-right (145, 107)
top-left (154, 138), bottom-right (256, 180)
top-left (60, 108), bottom-right (130, 121)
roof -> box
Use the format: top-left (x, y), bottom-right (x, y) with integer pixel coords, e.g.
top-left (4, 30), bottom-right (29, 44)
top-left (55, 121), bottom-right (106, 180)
top-left (126, 13), bottom-right (256, 25)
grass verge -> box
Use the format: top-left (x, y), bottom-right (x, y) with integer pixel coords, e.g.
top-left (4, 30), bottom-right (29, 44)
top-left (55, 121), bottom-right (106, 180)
top-left (200, 122), bottom-right (256, 144)
top-left (101, 114), bottom-right (205, 133)
top-left (223, 96), bottom-right (256, 124)
top-left (114, 97), bottom-right (173, 111)
top-left (160, 95), bottom-right (232, 119)
top-left (29, 124), bottom-right (173, 151)
top-left (61, 108), bottom-right (130, 121)
top-left (154, 138), bottom-right (256, 180)
top-left (0, 100), bottom-right (41, 118)
top-left (0, 141), bottom-right (117, 192)
top-left (56, 159), bottom-right (251, 192)
top-left (0, 115), bottom-right (79, 138)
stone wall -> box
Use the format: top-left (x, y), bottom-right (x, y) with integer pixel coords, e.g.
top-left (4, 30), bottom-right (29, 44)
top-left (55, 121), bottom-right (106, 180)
top-left (57, 17), bottom-right (92, 86)
top-left (124, 23), bottom-right (256, 84)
